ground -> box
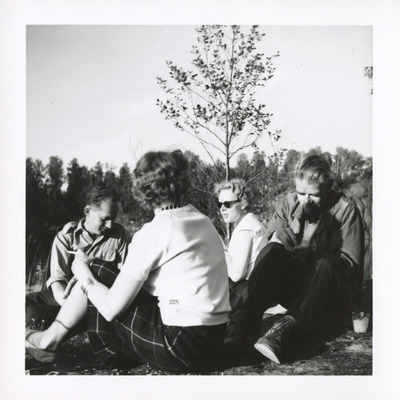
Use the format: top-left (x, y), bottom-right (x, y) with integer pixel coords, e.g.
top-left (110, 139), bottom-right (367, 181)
top-left (25, 281), bottom-right (372, 376)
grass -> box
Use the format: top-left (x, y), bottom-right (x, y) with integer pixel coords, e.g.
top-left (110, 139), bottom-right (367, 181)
top-left (25, 281), bottom-right (372, 376)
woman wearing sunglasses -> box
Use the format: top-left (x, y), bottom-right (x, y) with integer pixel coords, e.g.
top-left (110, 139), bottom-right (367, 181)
top-left (215, 179), bottom-right (268, 309)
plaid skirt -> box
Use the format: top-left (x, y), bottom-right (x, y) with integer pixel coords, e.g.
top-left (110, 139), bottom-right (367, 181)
top-left (87, 260), bottom-right (227, 373)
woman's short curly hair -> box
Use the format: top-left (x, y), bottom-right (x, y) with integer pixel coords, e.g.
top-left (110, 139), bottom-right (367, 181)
top-left (214, 178), bottom-right (252, 210)
top-left (132, 150), bottom-right (190, 209)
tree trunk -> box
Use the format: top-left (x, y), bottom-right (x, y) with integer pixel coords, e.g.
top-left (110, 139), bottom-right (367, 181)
top-left (225, 148), bottom-right (230, 180)
top-left (225, 146), bottom-right (231, 241)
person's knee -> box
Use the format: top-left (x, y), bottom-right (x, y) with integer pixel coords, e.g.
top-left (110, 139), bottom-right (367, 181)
top-left (26, 304), bottom-right (43, 325)
top-left (90, 259), bottom-right (119, 287)
top-left (26, 304), bottom-right (60, 327)
top-left (265, 242), bottom-right (286, 255)
top-left (254, 242), bottom-right (286, 268)
top-left (314, 257), bottom-right (336, 280)
top-left (26, 292), bottom-right (38, 307)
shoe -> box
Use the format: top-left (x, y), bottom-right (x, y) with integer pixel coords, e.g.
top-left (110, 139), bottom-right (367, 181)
top-left (25, 329), bottom-right (57, 363)
top-left (253, 315), bottom-right (297, 364)
top-left (261, 313), bottom-right (286, 334)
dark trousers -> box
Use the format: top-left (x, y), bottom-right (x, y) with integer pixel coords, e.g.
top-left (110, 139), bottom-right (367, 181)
top-left (229, 278), bottom-right (248, 310)
top-left (26, 288), bottom-right (86, 334)
top-left (26, 289), bottom-right (60, 328)
top-left (230, 242), bottom-right (348, 336)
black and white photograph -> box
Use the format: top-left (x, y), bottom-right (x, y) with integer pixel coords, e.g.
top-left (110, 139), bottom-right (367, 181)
top-left (24, 23), bottom-right (373, 374)
top-left (1, 1), bottom-right (400, 399)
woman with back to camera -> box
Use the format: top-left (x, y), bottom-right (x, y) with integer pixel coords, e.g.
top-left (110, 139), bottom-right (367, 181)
top-left (215, 179), bottom-right (269, 310)
top-left (25, 150), bottom-right (231, 373)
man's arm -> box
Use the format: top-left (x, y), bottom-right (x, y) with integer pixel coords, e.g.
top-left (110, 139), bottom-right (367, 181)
top-left (116, 227), bottom-right (130, 267)
top-left (326, 201), bottom-right (364, 273)
top-left (46, 224), bottom-right (76, 305)
top-left (265, 198), bottom-right (290, 240)
top-left (266, 196), bottom-right (299, 251)
top-left (51, 281), bottom-right (68, 305)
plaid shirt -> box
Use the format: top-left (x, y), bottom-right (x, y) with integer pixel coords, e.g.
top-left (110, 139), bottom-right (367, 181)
top-left (47, 219), bottom-right (128, 288)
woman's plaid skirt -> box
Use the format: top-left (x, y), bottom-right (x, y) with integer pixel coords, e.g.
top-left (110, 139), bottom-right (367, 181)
top-left (87, 260), bottom-right (227, 373)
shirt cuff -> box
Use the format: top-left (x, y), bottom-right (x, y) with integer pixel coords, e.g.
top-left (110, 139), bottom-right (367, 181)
top-left (269, 231), bottom-right (283, 246)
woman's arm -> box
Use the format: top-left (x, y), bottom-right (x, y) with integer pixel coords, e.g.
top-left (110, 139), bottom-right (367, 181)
top-left (85, 273), bottom-right (143, 322)
top-left (227, 230), bottom-right (254, 282)
top-left (72, 252), bottom-right (143, 322)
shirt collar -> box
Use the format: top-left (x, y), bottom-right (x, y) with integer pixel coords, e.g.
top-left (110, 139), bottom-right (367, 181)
top-left (292, 199), bottom-right (334, 227)
top-left (75, 218), bottom-right (85, 233)
top-left (76, 218), bottom-right (110, 239)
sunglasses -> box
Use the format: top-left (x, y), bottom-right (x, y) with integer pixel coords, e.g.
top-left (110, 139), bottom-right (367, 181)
top-left (217, 200), bottom-right (240, 209)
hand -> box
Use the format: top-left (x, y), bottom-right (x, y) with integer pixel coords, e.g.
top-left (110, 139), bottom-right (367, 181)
top-left (63, 276), bottom-right (78, 299)
top-left (271, 228), bottom-right (298, 251)
top-left (71, 249), bottom-right (94, 281)
top-left (290, 245), bottom-right (317, 264)
top-left (291, 244), bottom-right (315, 256)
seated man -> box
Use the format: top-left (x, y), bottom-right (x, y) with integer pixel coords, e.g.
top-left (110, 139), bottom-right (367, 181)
top-left (225, 154), bottom-right (364, 364)
top-left (26, 185), bottom-right (129, 329)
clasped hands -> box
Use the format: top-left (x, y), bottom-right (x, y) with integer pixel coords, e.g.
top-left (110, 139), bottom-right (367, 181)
top-left (270, 228), bottom-right (298, 250)
top-left (63, 249), bottom-right (94, 299)
top-left (270, 228), bottom-right (314, 257)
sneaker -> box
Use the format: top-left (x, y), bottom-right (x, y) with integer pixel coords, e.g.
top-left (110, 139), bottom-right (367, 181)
top-left (260, 313), bottom-right (286, 335)
top-left (253, 315), bottom-right (297, 364)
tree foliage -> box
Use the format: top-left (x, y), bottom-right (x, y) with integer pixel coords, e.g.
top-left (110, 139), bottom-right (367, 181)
top-left (26, 158), bottom-right (48, 230)
top-left (26, 146), bottom-right (372, 279)
top-left (334, 147), bottom-right (370, 186)
top-left (65, 158), bottom-right (90, 220)
top-left (45, 156), bottom-right (65, 224)
top-left (364, 66), bottom-right (373, 95)
top-left (157, 25), bottom-right (280, 180)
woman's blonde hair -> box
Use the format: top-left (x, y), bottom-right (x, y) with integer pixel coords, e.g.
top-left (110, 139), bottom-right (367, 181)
top-left (214, 178), bottom-right (252, 210)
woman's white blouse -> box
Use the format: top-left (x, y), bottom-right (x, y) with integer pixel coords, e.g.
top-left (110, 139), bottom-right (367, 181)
top-left (228, 213), bottom-right (268, 280)
top-left (120, 205), bottom-right (231, 327)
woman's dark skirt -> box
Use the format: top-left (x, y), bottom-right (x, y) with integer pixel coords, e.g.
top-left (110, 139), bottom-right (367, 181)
top-left (87, 260), bottom-right (227, 373)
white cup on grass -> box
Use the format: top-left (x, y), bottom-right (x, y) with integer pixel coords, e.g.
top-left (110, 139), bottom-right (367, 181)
top-left (352, 312), bottom-right (370, 333)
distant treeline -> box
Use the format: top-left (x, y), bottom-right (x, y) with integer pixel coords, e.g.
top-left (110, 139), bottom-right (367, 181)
top-left (26, 146), bottom-right (372, 279)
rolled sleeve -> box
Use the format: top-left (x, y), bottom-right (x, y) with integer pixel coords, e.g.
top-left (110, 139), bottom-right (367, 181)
top-left (46, 231), bottom-right (74, 288)
top-left (121, 223), bottom-right (166, 283)
top-left (116, 229), bottom-right (129, 268)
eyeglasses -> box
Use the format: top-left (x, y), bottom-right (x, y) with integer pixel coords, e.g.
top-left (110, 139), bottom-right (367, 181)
top-left (217, 200), bottom-right (240, 209)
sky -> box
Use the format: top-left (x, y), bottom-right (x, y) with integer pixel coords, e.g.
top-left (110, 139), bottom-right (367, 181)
top-left (26, 25), bottom-right (372, 171)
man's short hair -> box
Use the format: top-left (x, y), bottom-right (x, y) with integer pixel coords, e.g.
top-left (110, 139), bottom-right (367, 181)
top-left (86, 185), bottom-right (120, 208)
top-left (295, 154), bottom-right (334, 187)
